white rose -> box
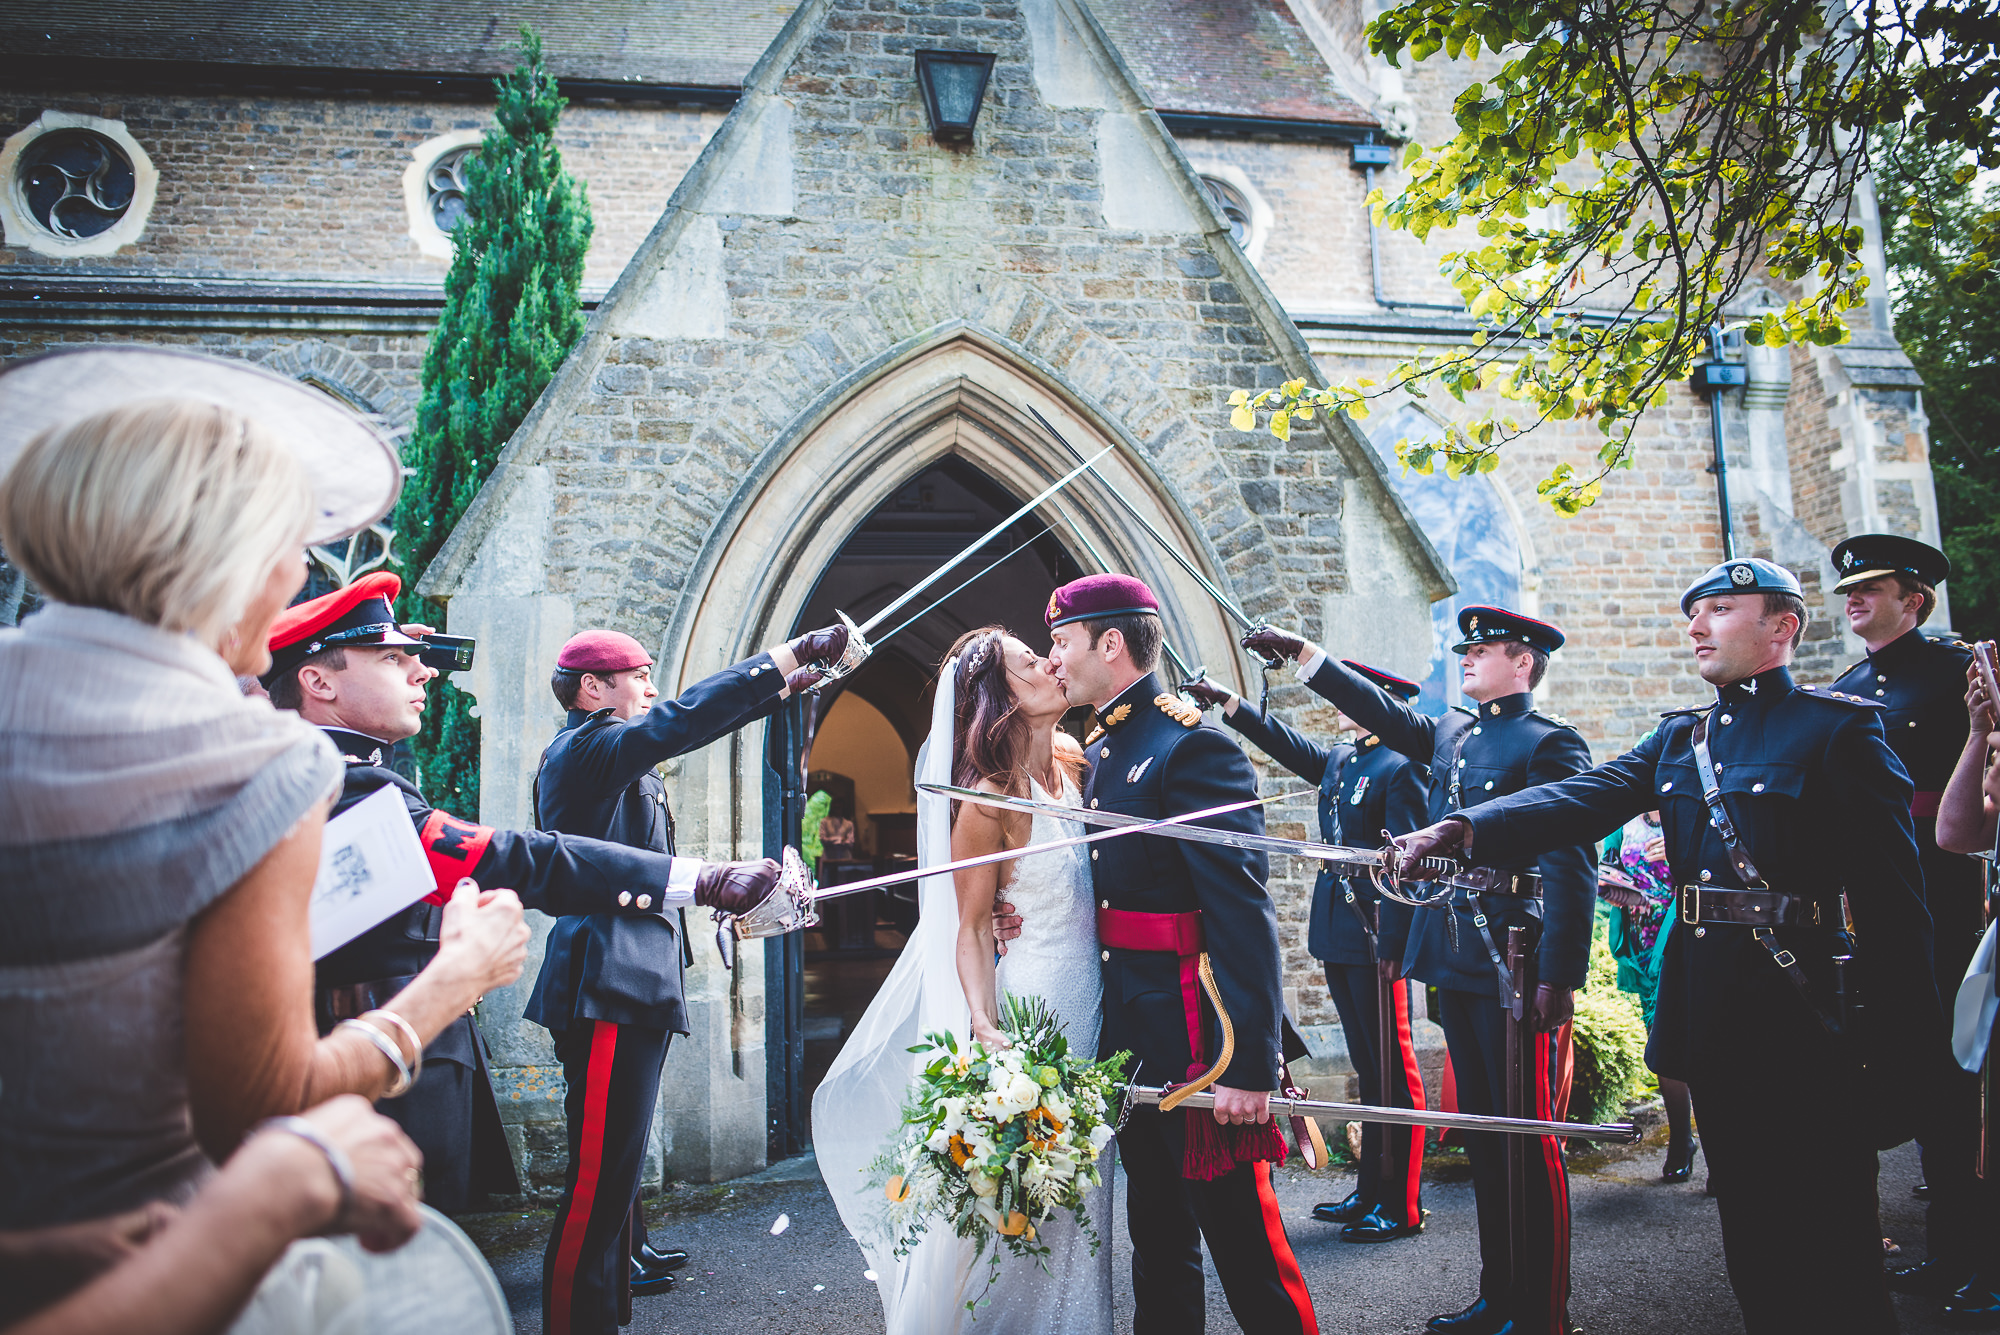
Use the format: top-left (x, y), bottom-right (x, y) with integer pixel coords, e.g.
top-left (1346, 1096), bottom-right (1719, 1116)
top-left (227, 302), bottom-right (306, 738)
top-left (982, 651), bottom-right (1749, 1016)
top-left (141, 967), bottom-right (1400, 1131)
top-left (1006, 1073), bottom-right (1041, 1112)
top-left (969, 1169), bottom-right (1001, 1197)
top-left (1088, 1123), bottom-right (1115, 1153)
top-left (925, 1128), bottom-right (953, 1154)
top-left (1042, 1091), bottom-right (1072, 1123)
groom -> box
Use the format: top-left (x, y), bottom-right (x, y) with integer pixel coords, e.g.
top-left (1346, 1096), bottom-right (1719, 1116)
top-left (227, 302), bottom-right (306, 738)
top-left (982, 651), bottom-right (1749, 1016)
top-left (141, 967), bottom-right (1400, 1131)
top-left (1044, 574), bottom-right (1320, 1335)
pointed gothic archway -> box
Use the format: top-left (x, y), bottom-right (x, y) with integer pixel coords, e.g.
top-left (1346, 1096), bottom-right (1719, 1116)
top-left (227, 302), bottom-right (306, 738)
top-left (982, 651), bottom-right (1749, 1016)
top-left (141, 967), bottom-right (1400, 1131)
top-left (659, 329), bottom-right (1255, 1153)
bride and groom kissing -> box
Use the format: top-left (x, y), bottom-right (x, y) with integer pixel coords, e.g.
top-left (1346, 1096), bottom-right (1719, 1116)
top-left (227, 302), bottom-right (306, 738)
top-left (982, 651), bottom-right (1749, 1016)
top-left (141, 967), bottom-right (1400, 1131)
top-left (814, 574), bottom-right (1320, 1335)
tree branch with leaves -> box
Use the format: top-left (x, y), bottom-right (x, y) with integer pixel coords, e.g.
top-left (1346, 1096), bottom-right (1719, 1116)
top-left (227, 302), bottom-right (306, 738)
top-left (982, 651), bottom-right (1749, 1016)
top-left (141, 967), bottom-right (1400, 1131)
top-left (1232, 0), bottom-right (1999, 513)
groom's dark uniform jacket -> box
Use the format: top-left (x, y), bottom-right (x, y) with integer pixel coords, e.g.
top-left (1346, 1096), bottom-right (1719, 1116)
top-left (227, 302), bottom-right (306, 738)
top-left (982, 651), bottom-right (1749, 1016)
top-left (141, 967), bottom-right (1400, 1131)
top-left (1088, 672), bottom-right (1294, 1093)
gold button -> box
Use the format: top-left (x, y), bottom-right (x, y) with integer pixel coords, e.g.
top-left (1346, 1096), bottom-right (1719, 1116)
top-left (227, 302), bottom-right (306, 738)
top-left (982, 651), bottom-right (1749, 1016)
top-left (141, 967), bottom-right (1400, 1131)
top-left (1484, 780), bottom-right (1494, 790)
top-left (636, 894), bottom-right (652, 910)
top-left (617, 891), bottom-right (633, 907)
top-left (1876, 690), bottom-right (1885, 697)
top-left (1700, 870), bottom-right (1712, 882)
top-left (1909, 720), bottom-right (1917, 728)
top-left (1751, 782), bottom-right (1765, 793)
top-left (1091, 850), bottom-right (1099, 861)
top-left (1661, 781), bottom-right (1673, 792)
top-left (1091, 798), bottom-right (1099, 808)
top-left (1473, 726), bottom-right (1482, 734)
top-left (1101, 900), bottom-right (1110, 909)
top-left (1878, 674), bottom-right (1887, 682)
top-left (1720, 714), bottom-right (1732, 724)
top-left (1101, 950), bottom-right (1110, 962)
top-left (1695, 927), bottom-right (1706, 938)
top-left (1100, 747), bottom-right (1109, 759)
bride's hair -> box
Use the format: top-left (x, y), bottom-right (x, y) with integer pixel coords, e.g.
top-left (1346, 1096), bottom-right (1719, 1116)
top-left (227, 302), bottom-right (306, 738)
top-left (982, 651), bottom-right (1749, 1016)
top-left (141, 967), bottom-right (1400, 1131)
top-left (943, 628), bottom-right (1086, 825)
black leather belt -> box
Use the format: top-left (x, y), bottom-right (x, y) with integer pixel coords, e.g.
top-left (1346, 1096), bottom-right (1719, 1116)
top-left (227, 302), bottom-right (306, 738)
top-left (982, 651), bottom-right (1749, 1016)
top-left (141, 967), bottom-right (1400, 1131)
top-left (318, 974), bottom-right (419, 1028)
top-left (1448, 867), bottom-right (1541, 897)
top-left (1678, 886), bottom-right (1821, 927)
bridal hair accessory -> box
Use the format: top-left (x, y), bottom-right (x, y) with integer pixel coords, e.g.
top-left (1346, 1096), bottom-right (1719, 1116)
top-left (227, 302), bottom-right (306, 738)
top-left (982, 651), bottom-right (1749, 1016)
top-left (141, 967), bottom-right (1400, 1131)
top-left (959, 631), bottom-right (999, 676)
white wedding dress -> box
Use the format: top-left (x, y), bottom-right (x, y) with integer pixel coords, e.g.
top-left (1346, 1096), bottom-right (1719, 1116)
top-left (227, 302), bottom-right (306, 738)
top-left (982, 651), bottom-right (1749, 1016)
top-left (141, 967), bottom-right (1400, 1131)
top-left (813, 658), bottom-right (1114, 1335)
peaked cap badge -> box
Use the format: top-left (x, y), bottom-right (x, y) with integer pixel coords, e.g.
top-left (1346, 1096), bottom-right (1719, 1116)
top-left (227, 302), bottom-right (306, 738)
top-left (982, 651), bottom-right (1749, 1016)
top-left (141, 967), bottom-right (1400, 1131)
top-left (1155, 693), bottom-right (1201, 726)
top-left (1046, 590), bottom-right (1062, 623)
top-left (1468, 615), bottom-right (1479, 632)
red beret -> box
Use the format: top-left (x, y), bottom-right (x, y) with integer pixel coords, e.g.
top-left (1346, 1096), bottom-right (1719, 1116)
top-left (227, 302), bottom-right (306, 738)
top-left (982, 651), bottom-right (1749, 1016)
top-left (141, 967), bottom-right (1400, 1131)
top-left (266, 571), bottom-right (423, 678)
top-left (557, 630), bottom-right (654, 674)
top-left (1046, 573), bottom-right (1161, 629)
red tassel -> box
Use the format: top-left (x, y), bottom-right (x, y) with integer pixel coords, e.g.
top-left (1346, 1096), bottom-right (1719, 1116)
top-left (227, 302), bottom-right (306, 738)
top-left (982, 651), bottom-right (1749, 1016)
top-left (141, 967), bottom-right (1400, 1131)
top-left (1175, 1069), bottom-right (1293, 1182)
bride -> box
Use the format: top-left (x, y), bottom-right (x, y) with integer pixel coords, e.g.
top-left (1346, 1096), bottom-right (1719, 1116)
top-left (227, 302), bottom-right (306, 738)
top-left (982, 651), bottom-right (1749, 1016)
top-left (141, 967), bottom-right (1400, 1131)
top-left (813, 626), bottom-right (1115, 1333)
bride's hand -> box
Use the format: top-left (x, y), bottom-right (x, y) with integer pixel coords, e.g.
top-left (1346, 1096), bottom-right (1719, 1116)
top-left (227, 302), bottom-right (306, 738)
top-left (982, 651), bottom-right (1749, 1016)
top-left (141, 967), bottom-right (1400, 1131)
top-left (971, 1017), bottom-right (1012, 1050)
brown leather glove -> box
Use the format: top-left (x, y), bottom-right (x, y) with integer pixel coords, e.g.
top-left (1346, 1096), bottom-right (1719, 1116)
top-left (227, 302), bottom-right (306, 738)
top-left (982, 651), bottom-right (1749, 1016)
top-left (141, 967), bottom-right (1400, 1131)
top-left (785, 666), bottom-right (824, 696)
top-left (1240, 626), bottom-right (1306, 664)
top-left (1530, 983), bottom-right (1574, 1033)
top-left (1182, 676), bottom-right (1234, 709)
top-left (693, 858), bottom-right (781, 914)
top-left (790, 624), bottom-right (850, 671)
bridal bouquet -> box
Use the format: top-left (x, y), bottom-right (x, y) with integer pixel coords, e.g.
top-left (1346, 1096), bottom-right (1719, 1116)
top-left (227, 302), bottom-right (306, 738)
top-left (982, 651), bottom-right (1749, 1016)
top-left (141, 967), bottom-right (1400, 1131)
top-left (871, 995), bottom-right (1129, 1288)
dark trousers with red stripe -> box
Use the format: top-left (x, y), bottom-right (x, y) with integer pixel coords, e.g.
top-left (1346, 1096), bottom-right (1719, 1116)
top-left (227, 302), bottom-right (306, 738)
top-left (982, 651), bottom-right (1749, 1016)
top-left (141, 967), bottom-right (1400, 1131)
top-left (1118, 1105), bottom-right (1319, 1335)
top-left (1324, 963), bottom-right (1426, 1226)
top-left (542, 1020), bottom-right (672, 1335)
top-left (1435, 987), bottom-right (1571, 1334)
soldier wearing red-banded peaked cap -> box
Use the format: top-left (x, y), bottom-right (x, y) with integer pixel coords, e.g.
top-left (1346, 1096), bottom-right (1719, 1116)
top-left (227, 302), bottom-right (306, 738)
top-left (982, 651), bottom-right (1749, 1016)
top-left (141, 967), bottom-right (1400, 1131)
top-left (1045, 572), bottom-right (1161, 628)
top-left (264, 588), bottom-right (782, 1218)
top-left (1345, 659), bottom-right (1423, 701)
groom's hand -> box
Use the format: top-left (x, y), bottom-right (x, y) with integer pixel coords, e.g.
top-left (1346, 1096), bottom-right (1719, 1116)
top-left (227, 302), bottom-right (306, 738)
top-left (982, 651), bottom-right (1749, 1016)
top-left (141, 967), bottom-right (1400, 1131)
top-left (1210, 1085), bottom-right (1270, 1126)
top-left (991, 898), bottom-right (1022, 956)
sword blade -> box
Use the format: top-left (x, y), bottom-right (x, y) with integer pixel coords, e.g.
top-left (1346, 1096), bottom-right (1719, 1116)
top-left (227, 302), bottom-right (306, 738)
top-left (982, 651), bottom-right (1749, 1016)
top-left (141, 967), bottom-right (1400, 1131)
top-left (1027, 406), bottom-right (1258, 631)
top-left (921, 782), bottom-right (1467, 880)
top-left (1044, 495), bottom-right (1203, 697)
top-left (854, 446), bottom-right (1113, 637)
top-left (804, 788), bottom-right (1293, 903)
top-left (870, 524), bottom-right (1053, 648)
top-left (1121, 1084), bottom-right (1640, 1144)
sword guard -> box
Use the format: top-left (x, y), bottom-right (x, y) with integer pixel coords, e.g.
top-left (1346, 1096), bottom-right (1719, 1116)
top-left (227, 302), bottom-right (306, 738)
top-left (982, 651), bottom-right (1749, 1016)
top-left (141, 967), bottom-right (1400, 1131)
top-left (1246, 625), bottom-right (1288, 670)
top-left (715, 846), bottom-right (821, 940)
top-left (810, 611), bottom-right (873, 689)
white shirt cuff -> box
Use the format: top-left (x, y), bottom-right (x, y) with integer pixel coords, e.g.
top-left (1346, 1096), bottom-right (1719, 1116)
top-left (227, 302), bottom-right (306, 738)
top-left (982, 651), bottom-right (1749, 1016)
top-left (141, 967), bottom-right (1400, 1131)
top-left (1297, 647), bottom-right (1328, 680)
top-left (662, 856), bottom-right (703, 904)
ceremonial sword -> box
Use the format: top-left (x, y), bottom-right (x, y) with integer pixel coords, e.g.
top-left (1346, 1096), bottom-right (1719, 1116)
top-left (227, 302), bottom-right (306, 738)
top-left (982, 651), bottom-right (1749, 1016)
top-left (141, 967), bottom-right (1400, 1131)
top-left (920, 782), bottom-right (1474, 887)
top-left (1025, 406), bottom-right (1287, 671)
top-left (1119, 1085), bottom-right (1640, 1144)
top-left (814, 447), bottom-right (1113, 685)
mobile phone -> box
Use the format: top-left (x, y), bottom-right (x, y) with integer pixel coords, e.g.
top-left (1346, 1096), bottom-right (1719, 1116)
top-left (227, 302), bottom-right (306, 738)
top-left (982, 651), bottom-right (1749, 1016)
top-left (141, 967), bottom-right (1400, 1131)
top-left (1977, 641), bottom-right (2000, 727)
top-left (419, 634), bottom-right (476, 674)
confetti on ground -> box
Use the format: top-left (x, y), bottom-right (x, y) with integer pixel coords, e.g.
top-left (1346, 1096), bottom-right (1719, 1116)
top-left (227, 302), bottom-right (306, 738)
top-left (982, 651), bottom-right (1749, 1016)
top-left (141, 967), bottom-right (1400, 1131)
top-left (770, 1213), bottom-right (791, 1235)
top-left (863, 1270), bottom-right (878, 1282)
top-left (813, 1284), bottom-right (825, 1291)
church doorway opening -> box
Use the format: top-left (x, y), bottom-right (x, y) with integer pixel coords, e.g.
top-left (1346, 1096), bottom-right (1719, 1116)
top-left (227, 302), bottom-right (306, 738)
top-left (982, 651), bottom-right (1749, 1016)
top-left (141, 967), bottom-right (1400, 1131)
top-left (766, 454), bottom-right (1086, 1153)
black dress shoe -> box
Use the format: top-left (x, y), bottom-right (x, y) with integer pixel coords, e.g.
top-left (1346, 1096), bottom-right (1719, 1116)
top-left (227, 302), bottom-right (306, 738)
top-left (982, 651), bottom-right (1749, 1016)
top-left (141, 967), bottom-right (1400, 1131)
top-left (1944, 1272), bottom-right (2000, 1324)
top-left (629, 1262), bottom-right (677, 1297)
top-left (1312, 1190), bottom-right (1366, 1224)
top-left (1888, 1255), bottom-right (1977, 1296)
top-left (1341, 1205), bottom-right (1423, 1243)
top-left (1661, 1136), bottom-right (1697, 1183)
top-left (636, 1244), bottom-right (689, 1273)
top-left (1428, 1297), bottom-right (1512, 1335)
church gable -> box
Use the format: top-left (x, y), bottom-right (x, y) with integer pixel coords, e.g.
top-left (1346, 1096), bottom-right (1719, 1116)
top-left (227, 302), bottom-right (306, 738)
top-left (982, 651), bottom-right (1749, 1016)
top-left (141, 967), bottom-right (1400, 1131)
top-left (422, 0), bottom-right (1447, 673)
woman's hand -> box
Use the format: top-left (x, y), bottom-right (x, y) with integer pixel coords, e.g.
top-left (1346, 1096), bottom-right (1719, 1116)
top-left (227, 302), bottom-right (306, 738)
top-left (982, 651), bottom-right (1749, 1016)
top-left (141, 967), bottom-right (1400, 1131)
top-left (970, 1016), bottom-right (1012, 1051)
top-left (1967, 660), bottom-right (1997, 735)
top-left (1642, 834), bottom-right (1666, 863)
top-left (433, 879), bottom-right (529, 996)
top-left (250, 1096), bottom-right (424, 1253)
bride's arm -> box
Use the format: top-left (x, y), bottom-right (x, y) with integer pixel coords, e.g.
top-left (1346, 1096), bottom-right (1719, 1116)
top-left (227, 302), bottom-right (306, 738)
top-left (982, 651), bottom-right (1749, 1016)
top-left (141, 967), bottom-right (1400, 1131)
top-left (953, 787), bottom-right (1012, 1050)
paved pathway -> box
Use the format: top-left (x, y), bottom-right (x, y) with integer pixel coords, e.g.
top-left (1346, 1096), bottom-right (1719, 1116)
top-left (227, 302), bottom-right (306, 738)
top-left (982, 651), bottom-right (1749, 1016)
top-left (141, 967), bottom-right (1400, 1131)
top-left (469, 1132), bottom-right (1952, 1334)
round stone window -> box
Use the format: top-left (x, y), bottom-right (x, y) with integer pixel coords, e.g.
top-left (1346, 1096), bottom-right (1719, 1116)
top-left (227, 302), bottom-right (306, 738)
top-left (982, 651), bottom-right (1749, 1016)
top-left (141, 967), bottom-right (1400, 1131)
top-left (1188, 163), bottom-right (1271, 264)
top-left (403, 129), bottom-right (484, 260)
top-left (0, 111), bottom-right (158, 257)
top-left (1202, 176), bottom-right (1252, 247)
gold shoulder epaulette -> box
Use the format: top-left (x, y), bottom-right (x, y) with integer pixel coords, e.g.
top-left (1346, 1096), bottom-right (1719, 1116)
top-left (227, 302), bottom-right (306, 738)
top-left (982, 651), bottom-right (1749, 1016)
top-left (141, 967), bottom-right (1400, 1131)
top-left (1085, 726), bottom-right (1106, 745)
top-left (1155, 693), bottom-right (1201, 726)
top-left (1534, 709), bottom-right (1577, 730)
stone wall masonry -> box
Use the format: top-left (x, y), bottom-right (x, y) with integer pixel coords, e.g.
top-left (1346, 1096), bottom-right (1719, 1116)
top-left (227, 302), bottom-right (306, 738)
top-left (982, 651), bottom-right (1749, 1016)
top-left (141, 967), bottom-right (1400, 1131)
top-left (0, 92), bottom-right (724, 290)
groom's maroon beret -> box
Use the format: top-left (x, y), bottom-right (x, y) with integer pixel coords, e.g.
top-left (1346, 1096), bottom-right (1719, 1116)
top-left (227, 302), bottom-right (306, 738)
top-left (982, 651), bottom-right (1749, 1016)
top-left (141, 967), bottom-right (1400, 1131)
top-left (557, 629), bottom-right (654, 674)
top-left (1046, 574), bottom-right (1161, 629)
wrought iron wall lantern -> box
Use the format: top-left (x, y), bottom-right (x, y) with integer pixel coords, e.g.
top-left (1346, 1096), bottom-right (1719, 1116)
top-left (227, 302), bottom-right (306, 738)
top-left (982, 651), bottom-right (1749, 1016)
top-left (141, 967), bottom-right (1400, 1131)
top-left (914, 49), bottom-right (997, 145)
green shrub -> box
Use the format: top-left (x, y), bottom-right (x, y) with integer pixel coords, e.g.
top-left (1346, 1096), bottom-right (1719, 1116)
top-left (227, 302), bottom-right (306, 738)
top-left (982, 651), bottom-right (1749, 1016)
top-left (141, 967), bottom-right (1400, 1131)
top-left (1567, 929), bottom-right (1653, 1125)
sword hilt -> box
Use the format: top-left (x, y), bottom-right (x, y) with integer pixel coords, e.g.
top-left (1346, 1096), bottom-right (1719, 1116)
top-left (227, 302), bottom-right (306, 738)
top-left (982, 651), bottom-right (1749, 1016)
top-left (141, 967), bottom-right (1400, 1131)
top-left (809, 610), bottom-right (873, 690)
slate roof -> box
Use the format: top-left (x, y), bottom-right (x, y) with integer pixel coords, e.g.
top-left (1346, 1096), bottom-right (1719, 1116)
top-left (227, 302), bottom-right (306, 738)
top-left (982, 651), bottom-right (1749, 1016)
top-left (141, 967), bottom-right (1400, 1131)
top-left (0, 0), bottom-right (1373, 125)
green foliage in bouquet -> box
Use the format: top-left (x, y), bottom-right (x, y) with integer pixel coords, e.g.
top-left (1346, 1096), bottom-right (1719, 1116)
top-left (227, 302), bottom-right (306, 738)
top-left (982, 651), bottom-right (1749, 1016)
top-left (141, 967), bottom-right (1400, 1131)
top-left (1568, 927), bottom-right (1654, 1126)
top-left (871, 995), bottom-right (1130, 1312)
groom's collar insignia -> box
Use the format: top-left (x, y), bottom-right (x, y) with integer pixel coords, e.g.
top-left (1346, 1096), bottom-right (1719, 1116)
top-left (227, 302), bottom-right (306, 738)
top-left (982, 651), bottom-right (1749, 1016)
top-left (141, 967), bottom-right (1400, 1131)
top-left (1155, 693), bottom-right (1201, 727)
top-left (1099, 703), bottom-right (1133, 732)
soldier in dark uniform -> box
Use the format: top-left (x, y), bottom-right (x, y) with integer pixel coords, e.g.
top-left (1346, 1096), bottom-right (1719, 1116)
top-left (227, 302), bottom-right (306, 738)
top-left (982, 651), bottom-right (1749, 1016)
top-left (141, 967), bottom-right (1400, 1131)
top-left (1828, 534), bottom-right (1985, 1304)
top-left (1187, 661), bottom-right (1432, 1243)
top-left (262, 574), bottom-right (782, 1221)
top-left (1243, 608), bottom-right (1594, 1335)
top-left (529, 622), bottom-right (845, 1333)
top-left (1044, 574), bottom-right (1319, 1335)
top-left (1388, 559), bottom-right (1944, 1335)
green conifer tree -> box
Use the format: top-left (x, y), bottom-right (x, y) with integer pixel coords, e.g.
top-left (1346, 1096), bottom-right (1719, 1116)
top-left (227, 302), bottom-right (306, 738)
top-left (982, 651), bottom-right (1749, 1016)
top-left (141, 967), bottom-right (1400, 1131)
top-left (401, 26), bottom-right (591, 815)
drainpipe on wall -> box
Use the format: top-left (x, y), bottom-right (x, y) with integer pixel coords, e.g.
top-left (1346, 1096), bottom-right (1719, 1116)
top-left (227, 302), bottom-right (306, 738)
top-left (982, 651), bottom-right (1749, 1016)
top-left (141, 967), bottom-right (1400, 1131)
top-left (1692, 325), bottom-right (1749, 560)
top-left (1353, 138), bottom-right (1466, 315)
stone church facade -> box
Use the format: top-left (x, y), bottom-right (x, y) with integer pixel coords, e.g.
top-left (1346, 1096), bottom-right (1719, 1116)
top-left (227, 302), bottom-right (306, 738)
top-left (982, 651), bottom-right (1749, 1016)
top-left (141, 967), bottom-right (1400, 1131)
top-left (0, 0), bottom-right (1943, 1191)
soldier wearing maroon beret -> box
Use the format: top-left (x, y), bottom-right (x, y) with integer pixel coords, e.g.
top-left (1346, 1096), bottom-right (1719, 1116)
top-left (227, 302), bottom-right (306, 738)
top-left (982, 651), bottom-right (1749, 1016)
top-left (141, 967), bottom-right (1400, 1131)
top-left (529, 618), bottom-right (848, 1330)
top-left (1042, 572), bottom-right (1321, 1335)
top-left (262, 574), bottom-right (785, 1225)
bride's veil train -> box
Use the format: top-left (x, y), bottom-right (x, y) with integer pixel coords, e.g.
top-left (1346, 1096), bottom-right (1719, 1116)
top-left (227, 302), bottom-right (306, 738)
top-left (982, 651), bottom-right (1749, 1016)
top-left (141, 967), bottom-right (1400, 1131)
top-left (812, 656), bottom-right (980, 1331)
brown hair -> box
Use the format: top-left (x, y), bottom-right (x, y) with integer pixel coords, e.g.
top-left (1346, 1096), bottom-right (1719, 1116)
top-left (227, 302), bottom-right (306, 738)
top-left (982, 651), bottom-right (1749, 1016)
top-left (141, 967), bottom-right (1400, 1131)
top-left (947, 627), bottom-right (1031, 807)
top-left (1499, 640), bottom-right (1550, 689)
top-left (1890, 573), bottom-right (1938, 627)
top-left (267, 646), bottom-right (346, 711)
top-left (1760, 591), bottom-right (1808, 649)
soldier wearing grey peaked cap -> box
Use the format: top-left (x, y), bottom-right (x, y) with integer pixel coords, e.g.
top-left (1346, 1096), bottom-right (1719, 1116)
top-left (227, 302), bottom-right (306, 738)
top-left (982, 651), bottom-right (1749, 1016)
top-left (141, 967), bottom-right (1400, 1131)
top-left (1387, 556), bottom-right (1944, 1335)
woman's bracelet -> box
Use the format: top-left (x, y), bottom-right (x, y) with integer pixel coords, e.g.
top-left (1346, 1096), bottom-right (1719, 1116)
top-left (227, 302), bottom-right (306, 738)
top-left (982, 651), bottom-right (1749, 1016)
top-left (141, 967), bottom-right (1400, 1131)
top-left (361, 1008), bottom-right (424, 1082)
top-left (257, 1115), bottom-right (356, 1225)
top-left (337, 1017), bottom-right (413, 1098)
